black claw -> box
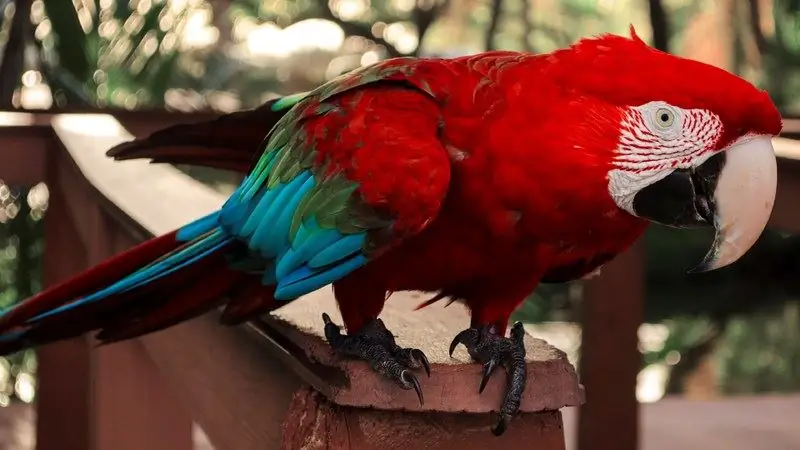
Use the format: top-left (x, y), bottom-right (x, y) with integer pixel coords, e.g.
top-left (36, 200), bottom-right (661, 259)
top-left (321, 313), bottom-right (429, 405)
top-left (448, 332), bottom-right (464, 356)
top-left (449, 323), bottom-right (528, 436)
top-left (492, 413), bottom-right (513, 437)
top-left (449, 328), bottom-right (477, 356)
top-left (479, 359), bottom-right (498, 393)
top-left (402, 370), bottom-right (424, 405)
top-left (410, 349), bottom-right (431, 377)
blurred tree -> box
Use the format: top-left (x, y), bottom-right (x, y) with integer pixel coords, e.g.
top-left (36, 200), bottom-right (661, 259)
top-left (746, 0), bottom-right (800, 112)
top-left (646, 0), bottom-right (669, 52)
top-left (0, 0), bottom-right (30, 106)
top-left (485, 0), bottom-right (503, 50)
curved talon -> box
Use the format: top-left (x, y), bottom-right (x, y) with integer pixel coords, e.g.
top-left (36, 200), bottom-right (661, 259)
top-left (412, 348), bottom-right (432, 377)
top-left (492, 412), bottom-right (513, 437)
top-left (449, 329), bottom-right (473, 356)
top-left (322, 313), bottom-right (333, 325)
top-left (402, 370), bottom-right (424, 405)
top-left (478, 359), bottom-right (498, 393)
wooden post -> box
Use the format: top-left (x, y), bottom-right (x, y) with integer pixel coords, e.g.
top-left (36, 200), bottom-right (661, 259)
top-left (263, 289), bottom-right (585, 449)
top-left (578, 242), bottom-right (644, 450)
top-left (88, 211), bottom-right (194, 450)
top-left (35, 145), bottom-right (194, 450)
top-left (283, 387), bottom-right (569, 450)
top-left (36, 158), bottom-right (94, 450)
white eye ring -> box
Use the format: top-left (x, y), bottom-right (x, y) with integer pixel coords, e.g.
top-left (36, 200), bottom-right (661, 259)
top-left (654, 107), bottom-right (675, 129)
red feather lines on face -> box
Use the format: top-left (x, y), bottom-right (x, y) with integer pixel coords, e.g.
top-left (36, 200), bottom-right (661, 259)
top-left (616, 107), bottom-right (722, 174)
top-left (554, 32), bottom-right (782, 146)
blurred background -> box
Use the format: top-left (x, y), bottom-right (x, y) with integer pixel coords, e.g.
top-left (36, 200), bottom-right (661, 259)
top-left (1, 0), bottom-right (800, 449)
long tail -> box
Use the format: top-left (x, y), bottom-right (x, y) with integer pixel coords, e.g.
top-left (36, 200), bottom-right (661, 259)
top-left (0, 212), bottom-right (278, 355)
top-left (106, 94), bottom-right (307, 173)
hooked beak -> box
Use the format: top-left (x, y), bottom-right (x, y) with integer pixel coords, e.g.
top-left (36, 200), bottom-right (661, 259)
top-left (632, 136), bottom-right (777, 272)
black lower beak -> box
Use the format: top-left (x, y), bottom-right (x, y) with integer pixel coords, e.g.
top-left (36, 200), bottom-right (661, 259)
top-left (632, 152), bottom-right (726, 228)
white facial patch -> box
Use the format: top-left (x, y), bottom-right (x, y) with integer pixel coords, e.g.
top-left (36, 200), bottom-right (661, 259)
top-left (607, 101), bottom-right (723, 214)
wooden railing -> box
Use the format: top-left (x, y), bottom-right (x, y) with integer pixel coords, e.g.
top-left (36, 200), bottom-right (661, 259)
top-left (4, 109), bottom-right (800, 450)
top-left (0, 111), bottom-right (584, 450)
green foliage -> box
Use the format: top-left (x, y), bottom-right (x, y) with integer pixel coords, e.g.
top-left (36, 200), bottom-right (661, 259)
top-left (35, 0), bottom-right (186, 108)
top-left (0, 183), bottom-right (46, 405)
top-left (717, 302), bottom-right (800, 394)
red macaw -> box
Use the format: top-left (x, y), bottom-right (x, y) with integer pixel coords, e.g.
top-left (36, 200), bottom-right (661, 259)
top-left (0, 29), bottom-right (781, 436)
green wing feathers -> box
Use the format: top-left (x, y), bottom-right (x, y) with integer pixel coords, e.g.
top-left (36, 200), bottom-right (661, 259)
top-left (219, 59), bottom-right (450, 300)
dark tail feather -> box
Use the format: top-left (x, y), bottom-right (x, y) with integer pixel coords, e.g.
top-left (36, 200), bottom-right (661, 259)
top-left (95, 262), bottom-right (247, 343)
top-left (105, 98), bottom-right (294, 173)
top-left (219, 281), bottom-right (279, 326)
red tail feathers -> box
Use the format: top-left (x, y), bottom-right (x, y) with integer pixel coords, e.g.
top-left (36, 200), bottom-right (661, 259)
top-left (0, 231), bottom-right (279, 355)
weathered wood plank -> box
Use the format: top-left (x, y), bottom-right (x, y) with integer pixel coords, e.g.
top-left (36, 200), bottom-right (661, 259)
top-left (0, 126), bottom-right (48, 185)
top-left (283, 387), bottom-right (568, 450)
top-left (264, 288), bottom-right (584, 414)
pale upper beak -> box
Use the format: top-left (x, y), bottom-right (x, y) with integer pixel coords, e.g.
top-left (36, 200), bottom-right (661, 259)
top-left (691, 136), bottom-right (777, 272)
top-left (631, 135), bottom-right (777, 272)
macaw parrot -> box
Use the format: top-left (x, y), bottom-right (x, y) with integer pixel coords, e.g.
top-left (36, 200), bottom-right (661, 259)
top-left (0, 28), bottom-right (781, 436)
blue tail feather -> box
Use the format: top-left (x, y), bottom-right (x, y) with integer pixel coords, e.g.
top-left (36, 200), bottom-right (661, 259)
top-left (29, 227), bottom-right (232, 322)
top-left (176, 211), bottom-right (220, 242)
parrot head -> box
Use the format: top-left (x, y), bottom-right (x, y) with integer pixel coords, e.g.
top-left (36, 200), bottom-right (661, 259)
top-left (559, 27), bottom-right (781, 272)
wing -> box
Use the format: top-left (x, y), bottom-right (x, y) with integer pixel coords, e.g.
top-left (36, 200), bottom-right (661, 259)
top-left (105, 93), bottom-right (309, 172)
top-left (219, 64), bottom-right (451, 300)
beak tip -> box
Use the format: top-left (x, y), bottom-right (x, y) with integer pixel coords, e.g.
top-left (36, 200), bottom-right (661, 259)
top-left (687, 262), bottom-right (712, 274)
top-left (687, 250), bottom-right (717, 274)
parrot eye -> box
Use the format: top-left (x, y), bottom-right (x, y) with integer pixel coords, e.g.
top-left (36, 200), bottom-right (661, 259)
top-left (655, 107), bottom-right (675, 129)
top-left (638, 102), bottom-right (682, 139)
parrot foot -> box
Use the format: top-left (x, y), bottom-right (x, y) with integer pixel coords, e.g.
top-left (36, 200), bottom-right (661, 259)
top-left (322, 313), bottom-right (430, 405)
top-left (449, 321), bottom-right (527, 437)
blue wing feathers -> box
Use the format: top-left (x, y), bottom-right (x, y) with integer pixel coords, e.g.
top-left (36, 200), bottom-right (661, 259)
top-left (308, 234), bottom-right (365, 268)
top-left (251, 171), bottom-right (313, 257)
top-left (216, 156), bottom-right (372, 300)
top-left (275, 225), bottom-right (340, 279)
top-left (248, 172), bottom-right (303, 254)
top-left (274, 254), bottom-right (368, 300)
top-left (239, 188), bottom-right (278, 237)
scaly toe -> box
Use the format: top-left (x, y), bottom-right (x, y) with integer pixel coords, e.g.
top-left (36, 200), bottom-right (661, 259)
top-left (321, 313), bottom-right (428, 406)
top-left (449, 323), bottom-right (528, 436)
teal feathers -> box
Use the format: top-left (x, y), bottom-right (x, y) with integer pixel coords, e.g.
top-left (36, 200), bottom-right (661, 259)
top-left (30, 225), bottom-right (231, 321)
